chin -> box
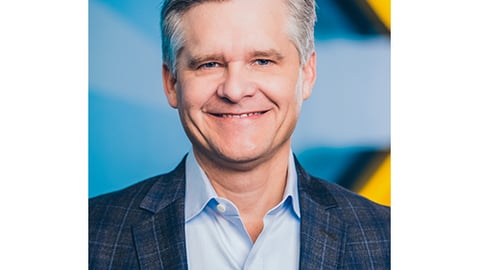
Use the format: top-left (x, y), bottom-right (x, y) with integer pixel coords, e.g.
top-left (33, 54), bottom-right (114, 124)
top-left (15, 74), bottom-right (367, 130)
top-left (219, 150), bottom-right (261, 163)
top-left (213, 146), bottom-right (273, 167)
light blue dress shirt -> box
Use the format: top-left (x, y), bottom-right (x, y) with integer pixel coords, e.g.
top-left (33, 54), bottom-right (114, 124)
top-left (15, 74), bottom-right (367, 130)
top-left (185, 151), bottom-right (301, 270)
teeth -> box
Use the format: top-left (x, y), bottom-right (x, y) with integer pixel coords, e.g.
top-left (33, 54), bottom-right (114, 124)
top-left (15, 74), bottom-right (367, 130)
top-left (220, 112), bottom-right (262, 118)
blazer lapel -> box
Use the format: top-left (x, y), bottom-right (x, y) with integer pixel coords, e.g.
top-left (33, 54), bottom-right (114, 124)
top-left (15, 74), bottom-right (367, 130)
top-left (132, 158), bottom-right (189, 270)
top-left (296, 158), bottom-right (346, 270)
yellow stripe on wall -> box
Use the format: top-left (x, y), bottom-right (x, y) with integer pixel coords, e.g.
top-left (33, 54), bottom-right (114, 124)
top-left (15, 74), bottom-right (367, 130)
top-left (366, 0), bottom-right (391, 30)
top-left (358, 154), bottom-right (391, 206)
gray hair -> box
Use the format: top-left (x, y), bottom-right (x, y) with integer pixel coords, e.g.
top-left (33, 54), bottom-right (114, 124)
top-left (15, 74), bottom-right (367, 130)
top-left (160, 0), bottom-right (316, 76)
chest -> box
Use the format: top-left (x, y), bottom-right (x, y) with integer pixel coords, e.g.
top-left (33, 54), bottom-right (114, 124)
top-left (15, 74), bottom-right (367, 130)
top-left (185, 200), bottom-right (300, 270)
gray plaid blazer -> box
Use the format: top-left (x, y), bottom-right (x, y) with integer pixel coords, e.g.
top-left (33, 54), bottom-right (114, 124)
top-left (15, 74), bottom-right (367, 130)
top-left (89, 156), bottom-right (390, 269)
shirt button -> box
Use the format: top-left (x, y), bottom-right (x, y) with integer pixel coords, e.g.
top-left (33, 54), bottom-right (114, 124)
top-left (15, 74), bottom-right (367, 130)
top-left (216, 204), bottom-right (226, 213)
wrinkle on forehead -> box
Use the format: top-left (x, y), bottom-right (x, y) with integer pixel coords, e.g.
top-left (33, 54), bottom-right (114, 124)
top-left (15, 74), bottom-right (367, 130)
top-left (178, 0), bottom-right (292, 63)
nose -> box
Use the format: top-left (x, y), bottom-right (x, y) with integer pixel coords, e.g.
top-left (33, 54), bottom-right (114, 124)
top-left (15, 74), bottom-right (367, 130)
top-left (217, 64), bottom-right (255, 103)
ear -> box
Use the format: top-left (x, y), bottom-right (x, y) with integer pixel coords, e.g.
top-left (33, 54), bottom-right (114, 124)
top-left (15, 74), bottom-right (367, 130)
top-left (301, 51), bottom-right (316, 100)
top-left (162, 64), bottom-right (179, 108)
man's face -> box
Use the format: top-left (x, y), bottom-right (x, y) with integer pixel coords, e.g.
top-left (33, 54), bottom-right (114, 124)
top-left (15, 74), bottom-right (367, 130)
top-left (163, 0), bottom-right (316, 169)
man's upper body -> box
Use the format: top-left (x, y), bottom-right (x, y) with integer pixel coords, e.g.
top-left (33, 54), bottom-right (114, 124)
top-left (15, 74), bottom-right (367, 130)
top-left (89, 0), bottom-right (390, 268)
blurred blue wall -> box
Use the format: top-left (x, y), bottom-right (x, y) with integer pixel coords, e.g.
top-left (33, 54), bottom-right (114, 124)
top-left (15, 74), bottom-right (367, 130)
top-left (89, 0), bottom-right (390, 197)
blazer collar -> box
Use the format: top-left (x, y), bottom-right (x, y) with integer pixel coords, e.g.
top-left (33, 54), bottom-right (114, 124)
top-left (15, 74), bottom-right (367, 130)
top-left (133, 156), bottom-right (188, 270)
top-left (295, 157), bottom-right (346, 270)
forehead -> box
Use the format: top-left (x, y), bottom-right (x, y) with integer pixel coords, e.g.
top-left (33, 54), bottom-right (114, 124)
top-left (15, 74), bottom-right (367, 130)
top-left (179, 0), bottom-right (291, 57)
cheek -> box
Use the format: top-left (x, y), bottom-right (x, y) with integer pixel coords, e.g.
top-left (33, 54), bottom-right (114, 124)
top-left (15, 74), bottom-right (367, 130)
top-left (260, 75), bottom-right (302, 107)
top-left (176, 79), bottom-right (209, 109)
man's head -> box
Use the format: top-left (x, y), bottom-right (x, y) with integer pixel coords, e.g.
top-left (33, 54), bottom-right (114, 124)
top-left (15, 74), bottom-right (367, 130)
top-left (160, 0), bottom-right (317, 170)
top-left (161, 0), bottom-right (316, 76)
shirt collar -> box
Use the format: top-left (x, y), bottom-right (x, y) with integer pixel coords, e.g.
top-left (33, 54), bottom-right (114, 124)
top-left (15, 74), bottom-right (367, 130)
top-left (185, 150), bottom-right (301, 222)
top-left (184, 151), bottom-right (217, 222)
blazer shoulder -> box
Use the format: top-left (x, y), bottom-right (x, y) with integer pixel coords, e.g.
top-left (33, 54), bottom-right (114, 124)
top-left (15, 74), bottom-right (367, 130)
top-left (296, 159), bottom-right (390, 268)
top-left (90, 174), bottom-right (158, 211)
top-left (295, 158), bottom-right (389, 221)
top-left (296, 160), bottom-right (390, 235)
top-left (89, 160), bottom-right (187, 269)
top-left (321, 177), bottom-right (389, 214)
top-left (90, 156), bottom-right (186, 211)
top-left (88, 174), bottom-right (163, 234)
top-left (309, 176), bottom-right (390, 225)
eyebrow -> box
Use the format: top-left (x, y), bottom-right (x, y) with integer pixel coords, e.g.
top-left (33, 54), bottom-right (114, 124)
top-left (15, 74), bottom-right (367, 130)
top-left (249, 49), bottom-right (285, 61)
top-left (188, 54), bottom-right (225, 68)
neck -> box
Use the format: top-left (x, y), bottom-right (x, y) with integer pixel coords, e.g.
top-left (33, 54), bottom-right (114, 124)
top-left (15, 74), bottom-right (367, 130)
top-left (193, 145), bottom-right (291, 242)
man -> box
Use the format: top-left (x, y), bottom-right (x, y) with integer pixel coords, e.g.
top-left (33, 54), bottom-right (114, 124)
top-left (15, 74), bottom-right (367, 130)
top-left (89, 0), bottom-right (390, 269)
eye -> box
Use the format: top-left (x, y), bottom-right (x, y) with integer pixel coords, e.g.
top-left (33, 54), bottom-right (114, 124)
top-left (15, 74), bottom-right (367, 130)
top-left (198, 62), bottom-right (220, 69)
top-left (254, 59), bottom-right (272, 66)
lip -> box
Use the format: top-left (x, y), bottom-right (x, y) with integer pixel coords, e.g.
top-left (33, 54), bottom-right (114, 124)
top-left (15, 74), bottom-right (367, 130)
top-left (209, 110), bottom-right (269, 119)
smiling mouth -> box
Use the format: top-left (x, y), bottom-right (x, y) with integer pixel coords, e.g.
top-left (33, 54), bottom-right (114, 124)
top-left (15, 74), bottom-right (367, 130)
top-left (211, 111), bottom-right (268, 118)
